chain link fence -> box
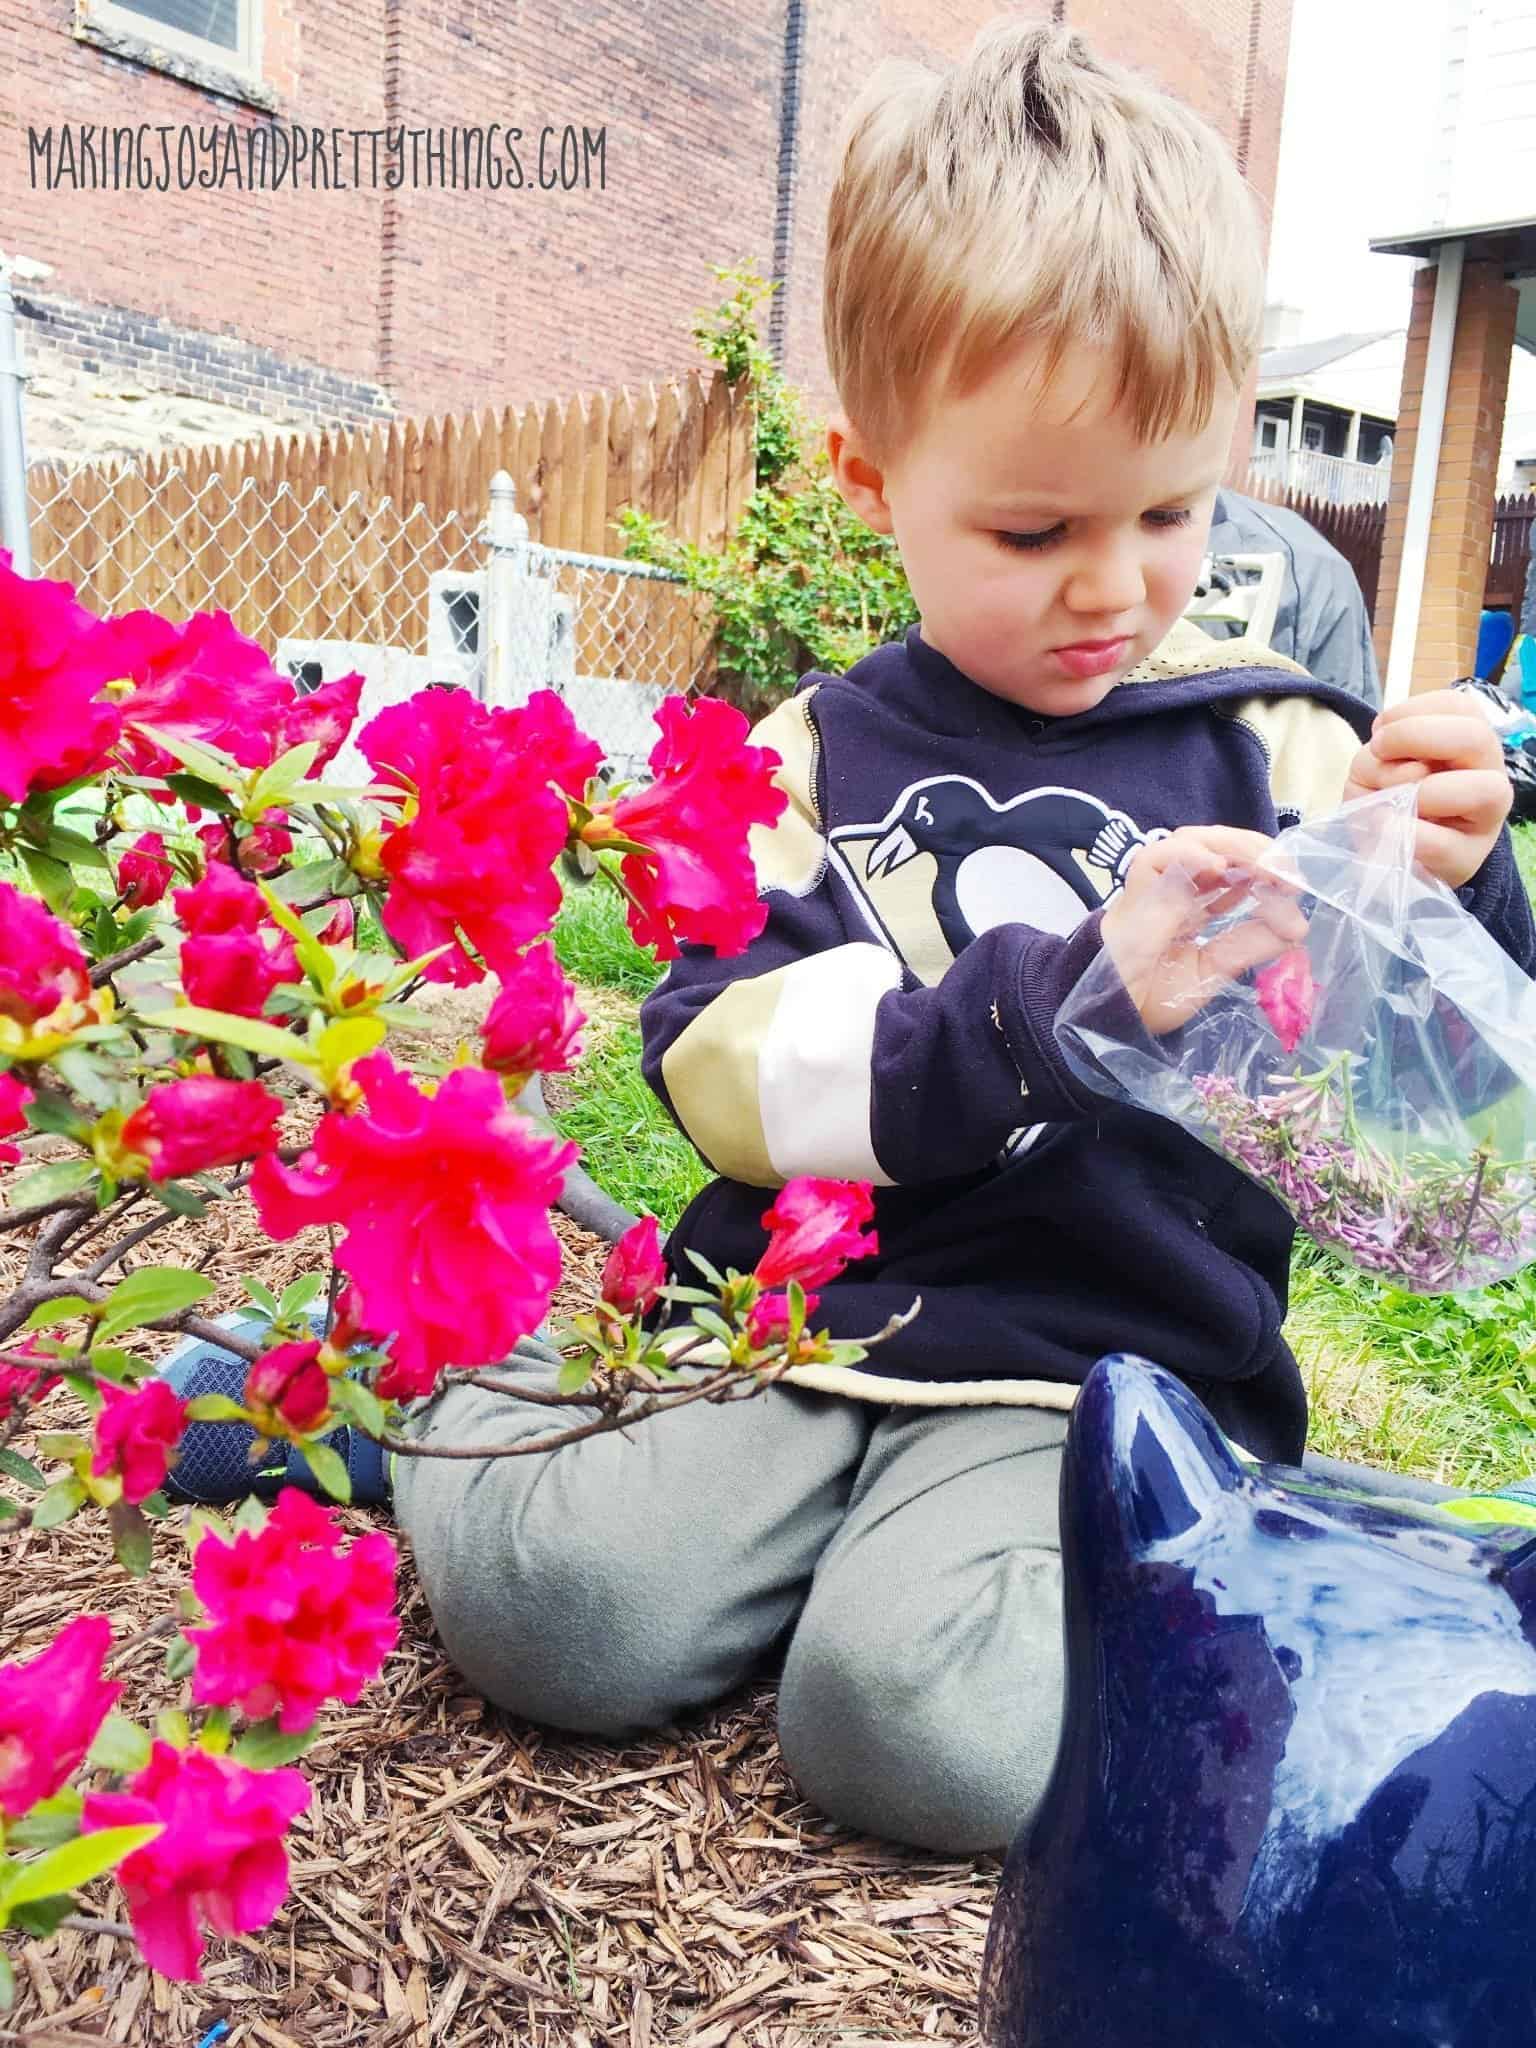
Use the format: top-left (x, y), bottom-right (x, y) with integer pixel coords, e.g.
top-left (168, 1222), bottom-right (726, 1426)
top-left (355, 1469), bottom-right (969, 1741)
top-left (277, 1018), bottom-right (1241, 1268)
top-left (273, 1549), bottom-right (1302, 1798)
top-left (26, 457), bottom-right (713, 781)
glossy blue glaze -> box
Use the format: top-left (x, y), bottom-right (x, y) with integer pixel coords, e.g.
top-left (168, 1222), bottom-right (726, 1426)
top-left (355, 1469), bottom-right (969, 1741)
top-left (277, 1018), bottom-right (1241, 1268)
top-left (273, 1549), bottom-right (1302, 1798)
top-left (980, 1355), bottom-right (1536, 2047)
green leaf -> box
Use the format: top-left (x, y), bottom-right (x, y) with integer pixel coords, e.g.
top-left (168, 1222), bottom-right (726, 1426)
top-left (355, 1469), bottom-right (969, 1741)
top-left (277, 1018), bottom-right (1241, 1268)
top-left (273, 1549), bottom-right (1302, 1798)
top-left (297, 1438), bottom-right (351, 1503)
top-left (557, 1355), bottom-right (595, 1395)
top-left (328, 1375), bottom-right (388, 1438)
top-left (97, 1266), bottom-right (214, 1344)
top-left (164, 770), bottom-right (236, 814)
top-left (232, 1494), bottom-right (269, 1534)
top-left (40, 823), bottom-right (110, 871)
top-left (0, 1948), bottom-right (14, 2008)
top-left (50, 1045), bottom-right (123, 1110)
top-left (0, 1497), bottom-right (21, 1523)
top-left (31, 1476), bottom-right (87, 1530)
top-left (148, 1179), bottom-right (207, 1219)
top-left (140, 1489), bottom-right (171, 1520)
top-left (683, 1248), bottom-right (727, 1288)
top-left (242, 1276), bottom-right (281, 1317)
top-left (18, 845), bottom-right (75, 916)
top-left (0, 1449), bottom-right (47, 1493)
top-left (270, 857), bottom-right (351, 904)
top-left (316, 1013), bottom-right (386, 1072)
top-left (6, 1791), bottom-right (84, 1851)
top-left (277, 1273), bottom-right (326, 1319)
top-left (3, 1156), bottom-right (95, 1212)
top-left (688, 1307), bottom-right (737, 1349)
top-left (259, 879), bottom-right (336, 992)
top-left (0, 1825), bottom-right (161, 1909)
top-left (88, 1711), bottom-right (154, 1775)
top-left (35, 1430), bottom-right (89, 1460)
top-left (155, 1708), bottom-right (190, 1747)
top-left (184, 1392), bottom-right (249, 1423)
top-left (108, 1499), bottom-right (154, 1577)
top-left (8, 1893), bottom-right (75, 1939)
top-left (164, 1635), bottom-right (197, 1683)
top-left (131, 723), bottom-right (242, 790)
top-left (198, 1706), bottom-right (233, 1755)
top-left (233, 1717), bottom-right (323, 1769)
top-left (22, 1294), bottom-right (98, 1333)
top-left (138, 1004), bottom-right (311, 1065)
top-left (21, 1091), bottom-right (89, 1139)
top-left (247, 740), bottom-right (322, 816)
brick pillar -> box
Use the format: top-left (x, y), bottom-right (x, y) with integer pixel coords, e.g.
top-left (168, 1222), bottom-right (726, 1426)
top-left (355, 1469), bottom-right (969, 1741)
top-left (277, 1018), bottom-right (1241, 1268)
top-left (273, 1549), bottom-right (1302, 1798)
top-left (1374, 256), bottom-right (1518, 692)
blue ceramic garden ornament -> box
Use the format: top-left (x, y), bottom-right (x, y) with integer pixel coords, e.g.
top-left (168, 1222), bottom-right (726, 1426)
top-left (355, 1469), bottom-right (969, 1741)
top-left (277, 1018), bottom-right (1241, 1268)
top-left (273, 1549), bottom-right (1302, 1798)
top-left (980, 1355), bottom-right (1536, 2046)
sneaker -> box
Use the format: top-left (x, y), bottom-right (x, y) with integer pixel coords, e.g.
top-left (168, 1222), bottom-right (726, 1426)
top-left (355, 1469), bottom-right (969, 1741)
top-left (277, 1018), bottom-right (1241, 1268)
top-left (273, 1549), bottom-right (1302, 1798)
top-left (156, 1312), bottom-right (391, 1508)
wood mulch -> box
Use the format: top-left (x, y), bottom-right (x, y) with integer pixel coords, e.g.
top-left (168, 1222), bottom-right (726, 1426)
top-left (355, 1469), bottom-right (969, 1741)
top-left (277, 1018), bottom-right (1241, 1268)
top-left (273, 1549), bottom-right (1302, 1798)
top-left (0, 992), bottom-right (996, 2047)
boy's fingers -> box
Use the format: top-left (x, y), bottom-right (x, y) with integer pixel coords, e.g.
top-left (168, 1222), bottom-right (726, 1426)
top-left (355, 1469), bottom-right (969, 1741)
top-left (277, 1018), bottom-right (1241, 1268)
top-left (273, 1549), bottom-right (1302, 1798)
top-left (1346, 746), bottom-right (1431, 791)
top-left (1369, 713), bottom-right (1501, 770)
top-left (1413, 767), bottom-right (1513, 830)
top-left (1371, 688), bottom-right (1465, 725)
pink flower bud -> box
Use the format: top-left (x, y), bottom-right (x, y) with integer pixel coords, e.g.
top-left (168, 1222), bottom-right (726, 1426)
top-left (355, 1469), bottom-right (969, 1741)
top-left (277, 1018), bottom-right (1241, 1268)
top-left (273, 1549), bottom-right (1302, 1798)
top-left (117, 831), bottom-right (174, 910)
top-left (119, 1076), bottom-right (283, 1181)
top-left (599, 1215), bottom-right (667, 1317)
top-left (481, 943), bottom-right (585, 1079)
top-left (244, 1341), bottom-right (331, 1436)
top-left (0, 1615), bottom-right (122, 1820)
top-left (91, 1378), bottom-right (188, 1505)
top-left (746, 1287), bottom-right (820, 1349)
top-left (0, 881), bottom-right (90, 1028)
top-left (755, 1177), bottom-right (879, 1291)
top-left (315, 898), bottom-right (355, 947)
top-left (1255, 946), bottom-right (1320, 1055)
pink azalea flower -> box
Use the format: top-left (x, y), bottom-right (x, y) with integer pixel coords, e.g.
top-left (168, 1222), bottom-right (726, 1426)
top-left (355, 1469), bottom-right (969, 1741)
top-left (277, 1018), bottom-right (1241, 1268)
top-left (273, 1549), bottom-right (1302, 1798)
top-left (0, 881), bottom-right (91, 1029)
top-left (277, 670), bottom-right (363, 772)
top-left (481, 943), bottom-right (586, 1079)
top-left (82, 1740), bottom-right (309, 1982)
top-left (119, 1076), bottom-right (283, 1181)
top-left (1255, 946), bottom-right (1320, 1056)
top-left (0, 1346), bottom-right (60, 1423)
top-left (117, 831), bottom-right (175, 910)
top-left (187, 1488), bottom-right (398, 1732)
top-left (0, 1070), bottom-right (33, 1167)
top-left (584, 696), bottom-right (786, 961)
top-left (91, 1379), bottom-right (188, 1505)
top-left (174, 864), bottom-right (299, 1018)
top-left (361, 687), bottom-right (602, 986)
top-left (250, 1053), bottom-right (576, 1395)
top-left (101, 609), bottom-right (303, 781)
top-left (755, 1178), bottom-right (879, 1290)
top-left (0, 1614), bottom-right (121, 1821)
top-left (243, 1342), bottom-right (331, 1437)
top-left (746, 1287), bottom-right (820, 1349)
top-left (0, 555), bottom-right (123, 800)
top-left (174, 861), bottom-right (265, 936)
top-left (599, 1215), bottom-right (667, 1317)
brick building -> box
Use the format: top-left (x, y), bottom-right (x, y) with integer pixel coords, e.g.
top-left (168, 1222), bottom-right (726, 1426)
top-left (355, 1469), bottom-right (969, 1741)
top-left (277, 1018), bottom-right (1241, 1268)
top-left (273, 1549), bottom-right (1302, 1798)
top-left (2, 0), bottom-right (1291, 457)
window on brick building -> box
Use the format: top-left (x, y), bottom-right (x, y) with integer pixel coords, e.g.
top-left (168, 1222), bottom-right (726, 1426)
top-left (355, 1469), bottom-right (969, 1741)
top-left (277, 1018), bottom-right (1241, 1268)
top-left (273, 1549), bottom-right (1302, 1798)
top-left (86, 0), bottom-right (257, 71)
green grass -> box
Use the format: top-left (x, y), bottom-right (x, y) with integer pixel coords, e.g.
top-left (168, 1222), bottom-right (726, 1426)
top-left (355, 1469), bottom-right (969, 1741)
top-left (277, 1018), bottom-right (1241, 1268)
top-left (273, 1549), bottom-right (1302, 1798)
top-left (548, 1018), bottom-right (709, 1229)
top-left (551, 878), bottom-right (665, 999)
top-left (1514, 821), bottom-right (1536, 899)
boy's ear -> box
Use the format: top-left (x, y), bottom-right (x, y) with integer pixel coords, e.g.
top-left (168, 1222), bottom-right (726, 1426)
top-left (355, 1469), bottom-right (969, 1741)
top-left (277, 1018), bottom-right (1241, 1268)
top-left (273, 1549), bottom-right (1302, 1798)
top-left (826, 414), bottom-right (895, 536)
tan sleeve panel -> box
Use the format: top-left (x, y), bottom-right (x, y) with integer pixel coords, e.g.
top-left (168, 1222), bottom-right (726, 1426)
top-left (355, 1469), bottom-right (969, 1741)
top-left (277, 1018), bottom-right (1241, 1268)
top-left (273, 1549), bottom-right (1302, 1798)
top-left (1124, 617), bottom-right (1311, 684)
top-left (1229, 694), bottom-right (1363, 820)
top-left (747, 689), bottom-right (825, 896)
top-left (660, 972), bottom-right (784, 1187)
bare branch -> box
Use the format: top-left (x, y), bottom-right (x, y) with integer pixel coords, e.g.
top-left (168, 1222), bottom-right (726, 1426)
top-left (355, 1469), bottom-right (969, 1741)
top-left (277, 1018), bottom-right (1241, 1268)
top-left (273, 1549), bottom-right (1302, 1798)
top-left (90, 934), bottom-right (163, 987)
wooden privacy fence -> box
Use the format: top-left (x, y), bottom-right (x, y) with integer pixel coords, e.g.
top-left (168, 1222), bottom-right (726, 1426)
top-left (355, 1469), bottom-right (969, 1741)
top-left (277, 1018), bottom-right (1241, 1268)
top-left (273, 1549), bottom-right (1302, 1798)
top-left (25, 369), bottom-right (756, 690)
top-left (1243, 479), bottom-right (1536, 628)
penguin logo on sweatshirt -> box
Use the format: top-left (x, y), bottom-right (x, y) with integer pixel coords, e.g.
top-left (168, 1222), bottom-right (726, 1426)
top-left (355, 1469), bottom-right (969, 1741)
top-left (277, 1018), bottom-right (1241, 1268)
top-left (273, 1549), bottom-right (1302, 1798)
top-left (828, 776), bottom-right (1155, 982)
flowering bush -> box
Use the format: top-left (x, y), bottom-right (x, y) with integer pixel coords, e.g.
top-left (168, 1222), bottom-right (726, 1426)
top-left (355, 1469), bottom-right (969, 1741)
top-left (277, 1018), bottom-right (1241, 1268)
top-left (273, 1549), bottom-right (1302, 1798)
top-left (0, 557), bottom-right (904, 2004)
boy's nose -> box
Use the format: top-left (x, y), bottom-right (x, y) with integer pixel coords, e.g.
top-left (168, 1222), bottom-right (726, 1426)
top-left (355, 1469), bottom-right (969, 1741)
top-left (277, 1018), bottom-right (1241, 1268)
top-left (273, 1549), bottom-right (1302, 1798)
top-left (1062, 542), bottom-right (1146, 620)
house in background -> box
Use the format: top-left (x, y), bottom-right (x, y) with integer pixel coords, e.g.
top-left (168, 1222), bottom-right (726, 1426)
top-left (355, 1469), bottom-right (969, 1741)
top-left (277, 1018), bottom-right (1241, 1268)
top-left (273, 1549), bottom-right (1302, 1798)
top-left (1247, 305), bottom-right (1401, 504)
top-left (1367, 0), bottom-right (1536, 697)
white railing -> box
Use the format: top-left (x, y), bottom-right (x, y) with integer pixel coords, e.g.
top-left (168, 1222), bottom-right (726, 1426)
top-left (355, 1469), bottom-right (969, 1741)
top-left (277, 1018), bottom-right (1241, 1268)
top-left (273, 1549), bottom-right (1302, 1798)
top-left (1246, 448), bottom-right (1393, 506)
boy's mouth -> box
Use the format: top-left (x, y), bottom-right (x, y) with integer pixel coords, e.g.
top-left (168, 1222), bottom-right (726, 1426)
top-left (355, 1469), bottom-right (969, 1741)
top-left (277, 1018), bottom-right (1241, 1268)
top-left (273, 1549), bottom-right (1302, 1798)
top-left (1048, 636), bottom-right (1132, 681)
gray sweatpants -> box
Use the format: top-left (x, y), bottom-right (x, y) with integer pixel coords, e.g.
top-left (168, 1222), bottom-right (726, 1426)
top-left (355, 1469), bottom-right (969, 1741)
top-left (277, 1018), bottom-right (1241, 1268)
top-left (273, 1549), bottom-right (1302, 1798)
top-left (393, 1334), bottom-right (1067, 1855)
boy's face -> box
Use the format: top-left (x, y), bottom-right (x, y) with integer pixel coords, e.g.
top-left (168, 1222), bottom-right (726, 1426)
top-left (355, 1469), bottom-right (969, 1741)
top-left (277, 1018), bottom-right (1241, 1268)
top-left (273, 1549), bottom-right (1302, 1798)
top-left (827, 338), bottom-right (1241, 716)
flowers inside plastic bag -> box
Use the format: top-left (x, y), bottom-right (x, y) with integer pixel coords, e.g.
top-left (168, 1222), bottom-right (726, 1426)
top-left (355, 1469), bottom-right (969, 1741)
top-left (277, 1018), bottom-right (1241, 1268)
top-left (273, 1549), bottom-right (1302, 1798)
top-left (1055, 787), bottom-right (1536, 1293)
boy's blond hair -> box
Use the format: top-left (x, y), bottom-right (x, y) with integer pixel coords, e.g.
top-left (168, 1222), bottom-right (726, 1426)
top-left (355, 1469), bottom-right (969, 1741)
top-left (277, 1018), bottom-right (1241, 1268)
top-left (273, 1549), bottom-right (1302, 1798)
top-left (823, 18), bottom-right (1265, 464)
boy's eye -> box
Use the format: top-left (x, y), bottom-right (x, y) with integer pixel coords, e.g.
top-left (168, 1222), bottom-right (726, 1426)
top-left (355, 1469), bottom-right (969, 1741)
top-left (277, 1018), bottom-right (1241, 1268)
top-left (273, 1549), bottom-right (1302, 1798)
top-left (996, 525), bottom-right (1065, 552)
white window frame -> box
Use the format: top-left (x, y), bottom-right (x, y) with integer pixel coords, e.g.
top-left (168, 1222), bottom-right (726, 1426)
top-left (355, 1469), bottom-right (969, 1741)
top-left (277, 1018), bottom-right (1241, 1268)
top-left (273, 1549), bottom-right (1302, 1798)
top-left (82, 0), bottom-right (261, 80)
top-left (1255, 415), bottom-right (1283, 452)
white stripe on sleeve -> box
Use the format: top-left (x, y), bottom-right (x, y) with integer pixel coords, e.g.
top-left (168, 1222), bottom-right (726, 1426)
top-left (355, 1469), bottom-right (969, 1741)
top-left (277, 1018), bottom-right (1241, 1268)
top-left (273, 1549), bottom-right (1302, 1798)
top-left (758, 943), bottom-right (903, 1184)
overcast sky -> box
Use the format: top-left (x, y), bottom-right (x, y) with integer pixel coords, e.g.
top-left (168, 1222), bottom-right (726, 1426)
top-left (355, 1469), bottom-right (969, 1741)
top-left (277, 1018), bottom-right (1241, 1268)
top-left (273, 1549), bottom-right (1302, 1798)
top-left (1266, 0), bottom-right (1536, 470)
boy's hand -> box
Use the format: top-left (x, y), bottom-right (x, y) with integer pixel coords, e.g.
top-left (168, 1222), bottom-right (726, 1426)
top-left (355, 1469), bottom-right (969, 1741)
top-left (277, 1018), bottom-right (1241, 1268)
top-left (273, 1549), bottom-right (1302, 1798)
top-left (1342, 690), bottom-right (1511, 890)
top-left (1100, 826), bottom-right (1306, 1036)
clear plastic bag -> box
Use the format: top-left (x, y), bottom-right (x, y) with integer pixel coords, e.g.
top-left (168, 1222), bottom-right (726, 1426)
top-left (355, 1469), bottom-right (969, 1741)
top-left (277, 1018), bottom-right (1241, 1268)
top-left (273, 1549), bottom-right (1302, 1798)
top-left (1055, 787), bottom-right (1536, 1293)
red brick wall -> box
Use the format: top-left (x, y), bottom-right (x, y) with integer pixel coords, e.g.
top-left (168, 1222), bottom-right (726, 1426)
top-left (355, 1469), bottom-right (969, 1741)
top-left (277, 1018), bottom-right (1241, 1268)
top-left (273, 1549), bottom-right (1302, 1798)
top-left (2, 0), bottom-right (1291, 437)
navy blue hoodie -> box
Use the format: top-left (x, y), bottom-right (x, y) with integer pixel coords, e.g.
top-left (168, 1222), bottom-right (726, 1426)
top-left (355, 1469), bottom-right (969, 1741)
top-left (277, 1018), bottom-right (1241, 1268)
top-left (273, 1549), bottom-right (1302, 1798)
top-left (640, 621), bottom-right (1536, 1462)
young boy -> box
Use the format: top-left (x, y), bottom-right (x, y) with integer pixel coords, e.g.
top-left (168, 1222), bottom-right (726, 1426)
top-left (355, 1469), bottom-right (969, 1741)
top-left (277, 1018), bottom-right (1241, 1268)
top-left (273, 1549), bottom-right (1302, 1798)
top-left (392, 20), bottom-right (1534, 1855)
